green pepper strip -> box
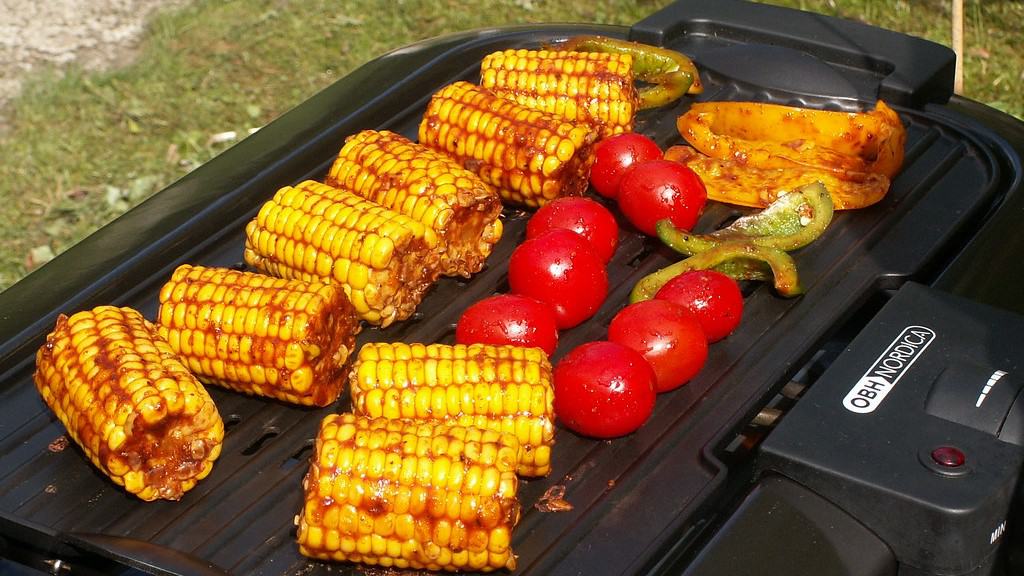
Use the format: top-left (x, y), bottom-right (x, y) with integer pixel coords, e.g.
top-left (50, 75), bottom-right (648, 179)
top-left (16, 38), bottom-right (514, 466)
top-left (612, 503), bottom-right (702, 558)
top-left (552, 35), bottom-right (702, 108)
top-left (630, 241), bottom-right (802, 303)
top-left (713, 258), bottom-right (772, 282)
top-left (657, 181), bottom-right (834, 256)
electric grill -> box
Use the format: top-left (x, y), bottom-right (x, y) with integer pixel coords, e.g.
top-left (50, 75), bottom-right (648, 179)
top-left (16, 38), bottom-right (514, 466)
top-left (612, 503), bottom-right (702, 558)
top-left (2, 1), bottom-right (1023, 574)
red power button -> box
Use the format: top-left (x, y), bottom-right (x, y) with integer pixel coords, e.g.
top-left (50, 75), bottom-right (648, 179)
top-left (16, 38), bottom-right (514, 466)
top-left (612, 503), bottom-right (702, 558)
top-left (931, 446), bottom-right (966, 468)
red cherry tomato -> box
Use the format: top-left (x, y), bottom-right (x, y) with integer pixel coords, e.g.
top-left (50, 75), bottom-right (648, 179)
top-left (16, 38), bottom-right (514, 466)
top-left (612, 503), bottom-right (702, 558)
top-left (553, 341), bottom-right (656, 438)
top-left (655, 270), bottom-right (744, 343)
top-left (508, 229), bottom-right (608, 329)
top-left (526, 196), bottom-right (619, 263)
top-left (589, 133), bottom-right (663, 198)
top-left (608, 299), bottom-right (707, 392)
top-left (455, 294), bottom-right (559, 355)
top-left (618, 159), bottom-right (707, 236)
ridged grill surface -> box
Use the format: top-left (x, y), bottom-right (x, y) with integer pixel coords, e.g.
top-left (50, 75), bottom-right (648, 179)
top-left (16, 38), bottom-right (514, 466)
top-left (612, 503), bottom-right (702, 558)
top-left (0, 25), bottom-right (1006, 576)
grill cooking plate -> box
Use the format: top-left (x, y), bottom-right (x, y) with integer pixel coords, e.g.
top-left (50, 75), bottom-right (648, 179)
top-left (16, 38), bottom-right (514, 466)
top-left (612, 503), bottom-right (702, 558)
top-left (1, 1), bottom-right (1022, 575)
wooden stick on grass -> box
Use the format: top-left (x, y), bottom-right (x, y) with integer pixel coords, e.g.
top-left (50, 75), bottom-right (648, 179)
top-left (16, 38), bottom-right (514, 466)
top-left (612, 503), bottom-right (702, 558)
top-left (952, 0), bottom-right (964, 94)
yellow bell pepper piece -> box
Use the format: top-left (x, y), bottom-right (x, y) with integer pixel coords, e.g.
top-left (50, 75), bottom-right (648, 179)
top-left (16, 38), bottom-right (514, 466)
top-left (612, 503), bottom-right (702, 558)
top-left (665, 146), bottom-right (891, 210)
top-left (676, 100), bottom-right (905, 179)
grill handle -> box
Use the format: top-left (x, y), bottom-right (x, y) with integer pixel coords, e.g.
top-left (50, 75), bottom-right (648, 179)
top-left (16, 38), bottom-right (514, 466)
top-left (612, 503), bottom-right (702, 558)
top-left (66, 533), bottom-right (230, 576)
top-left (0, 510), bottom-right (228, 575)
top-left (630, 0), bottom-right (955, 108)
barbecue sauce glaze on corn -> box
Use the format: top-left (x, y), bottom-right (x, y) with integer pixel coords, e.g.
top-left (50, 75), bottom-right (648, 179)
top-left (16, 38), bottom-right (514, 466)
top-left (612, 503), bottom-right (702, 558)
top-left (419, 81), bottom-right (598, 208)
top-left (34, 306), bottom-right (224, 501)
top-left (480, 48), bottom-right (638, 139)
top-left (351, 342), bottom-right (555, 477)
top-left (157, 264), bottom-right (360, 407)
top-left (327, 129), bottom-right (503, 277)
top-left (297, 414), bottom-right (522, 572)
top-left (244, 180), bottom-right (441, 327)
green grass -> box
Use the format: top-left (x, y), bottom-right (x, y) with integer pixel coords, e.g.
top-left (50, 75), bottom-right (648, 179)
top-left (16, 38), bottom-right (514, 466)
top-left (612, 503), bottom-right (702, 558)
top-left (1, 0), bottom-right (1021, 291)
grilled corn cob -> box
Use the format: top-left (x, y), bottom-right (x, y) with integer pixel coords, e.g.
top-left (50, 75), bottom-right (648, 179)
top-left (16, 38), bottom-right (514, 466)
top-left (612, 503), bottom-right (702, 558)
top-left (480, 48), bottom-right (637, 139)
top-left (418, 81), bottom-right (598, 208)
top-left (244, 180), bottom-right (441, 327)
top-left (34, 306), bottom-right (223, 501)
top-left (326, 129), bottom-right (503, 277)
top-left (351, 342), bottom-right (555, 477)
top-left (297, 413), bottom-right (522, 572)
top-left (156, 264), bottom-right (360, 407)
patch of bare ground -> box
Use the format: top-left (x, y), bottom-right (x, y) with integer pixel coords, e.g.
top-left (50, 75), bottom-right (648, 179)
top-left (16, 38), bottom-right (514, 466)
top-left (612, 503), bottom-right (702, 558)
top-left (0, 0), bottom-right (189, 130)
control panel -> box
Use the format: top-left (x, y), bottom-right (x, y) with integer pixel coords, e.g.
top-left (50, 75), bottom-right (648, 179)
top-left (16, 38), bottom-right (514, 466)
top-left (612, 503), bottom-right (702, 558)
top-left (758, 282), bottom-right (1024, 576)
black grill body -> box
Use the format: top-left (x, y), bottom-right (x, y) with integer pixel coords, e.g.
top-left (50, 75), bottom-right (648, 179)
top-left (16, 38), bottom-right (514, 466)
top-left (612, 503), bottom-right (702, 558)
top-left (1, 2), bottom-right (1023, 575)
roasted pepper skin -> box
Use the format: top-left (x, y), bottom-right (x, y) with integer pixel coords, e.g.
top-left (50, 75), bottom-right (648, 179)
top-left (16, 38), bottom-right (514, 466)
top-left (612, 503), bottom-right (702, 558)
top-left (630, 240), bottom-right (801, 303)
top-left (676, 100), bottom-right (904, 177)
top-left (657, 181), bottom-right (834, 254)
top-left (672, 100), bottom-right (905, 209)
top-left (552, 35), bottom-right (702, 108)
top-left (713, 258), bottom-right (772, 282)
top-left (664, 145), bottom-right (889, 210)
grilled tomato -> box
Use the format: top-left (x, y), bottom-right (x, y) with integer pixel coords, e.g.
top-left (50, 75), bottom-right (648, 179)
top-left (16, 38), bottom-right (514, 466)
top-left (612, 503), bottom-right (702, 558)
top-left (456, 294), bottom-right (559, 355)
top-left (508, 229), bottom-right (609, 329)
top-left (526, 196), bottom-right (619, 263)
top-left (655, 270), bottom-right (744, 343)
top-left (590, 133), bottom-right (664, 198)
top-left (618, 159), bottom-right (707, 236)
top-left (553, 341), bottom-right (656, 438)
top-left (608, 299), bottom-right (707, 392)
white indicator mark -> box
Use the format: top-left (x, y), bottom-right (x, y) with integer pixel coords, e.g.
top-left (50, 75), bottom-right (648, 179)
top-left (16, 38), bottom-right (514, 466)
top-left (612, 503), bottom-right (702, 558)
top-left (976, 370), bottom-right (1008, 407)
top-left (991, 520), bottom-right (1007, 544)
